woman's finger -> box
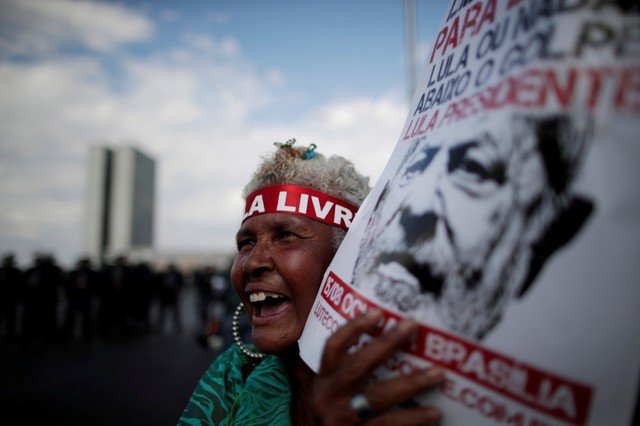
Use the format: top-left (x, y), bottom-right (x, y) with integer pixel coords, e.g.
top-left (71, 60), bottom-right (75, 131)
top-left (319, 309), bottom-right (383, 375)
top-left (362, 366), bottom-right (445, 413)
top-left (367, 406), bottom-right (442, 426)
top-left (333, 318), bottom-right (419, 385)
top-left (314, 368), bottom-right (444, 425)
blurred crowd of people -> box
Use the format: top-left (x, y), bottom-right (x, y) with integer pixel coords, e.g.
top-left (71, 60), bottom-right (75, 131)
top-left (0, 252), bottom-right (240, 351)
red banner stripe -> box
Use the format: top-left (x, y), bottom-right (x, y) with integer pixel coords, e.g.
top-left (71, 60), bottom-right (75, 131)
top-left (319, 271), bottom-right (593, 424)
top-left (243, 184), bottom-right (359, 231)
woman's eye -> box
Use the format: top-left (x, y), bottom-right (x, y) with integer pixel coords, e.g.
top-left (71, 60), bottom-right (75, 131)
top-left (277, 230), bottom-right (296, 239)
top-left (237, 239), bottom-right (255, 251)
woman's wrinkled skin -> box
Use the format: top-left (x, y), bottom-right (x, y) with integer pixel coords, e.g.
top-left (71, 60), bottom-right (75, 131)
top-left (232, 213), bottom-right (336, 354)
top-left (231, 213), bottom-right (444, 425)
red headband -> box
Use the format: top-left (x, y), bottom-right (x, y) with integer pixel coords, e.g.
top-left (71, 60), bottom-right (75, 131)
top-left (243, 184), bottom-right (358, 231)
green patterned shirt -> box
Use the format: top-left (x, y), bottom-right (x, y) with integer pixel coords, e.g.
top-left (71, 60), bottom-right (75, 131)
top-left (178, 345), bottom-right (292, 425)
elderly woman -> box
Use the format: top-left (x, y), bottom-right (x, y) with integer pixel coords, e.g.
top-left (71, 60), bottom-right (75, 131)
top-left (179, 141), bottom-right (444, 425)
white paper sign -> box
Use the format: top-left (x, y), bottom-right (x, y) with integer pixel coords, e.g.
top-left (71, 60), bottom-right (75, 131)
top-left (299, 1), bottom-right (640, 424)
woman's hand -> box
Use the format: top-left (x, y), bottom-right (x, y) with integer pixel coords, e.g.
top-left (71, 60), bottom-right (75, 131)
top-left (312, 309), bottom-right (444, 425)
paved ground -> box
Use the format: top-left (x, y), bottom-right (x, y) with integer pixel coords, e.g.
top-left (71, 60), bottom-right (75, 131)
top-left (4, 312), bottom-right (638, 425)
top-left (1, 334), bottom-right (215, 425)
top-left (0, 288), bottom-right (225, 426)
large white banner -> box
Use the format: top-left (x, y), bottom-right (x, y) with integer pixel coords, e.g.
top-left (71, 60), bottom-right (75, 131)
top-left (299, 1), bottom-right (640, 424)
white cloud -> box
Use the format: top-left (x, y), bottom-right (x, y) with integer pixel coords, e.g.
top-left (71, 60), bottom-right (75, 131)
top-left (181, 34), bottom-right (239, 57)
top-left (0, 0), bottom-right (153, 56)
top-left (207, 12), bottom-right (231, 24)
top-left (280, 94), bottom-right (407, 183)
top-left (160, 9), bottom-right (179, 22)
top-left (0, 1), bottom-right (408, 267)
top-left (218, 37), bottom-right (240, 56)
top-left (265, 69), bottom-right (286, 87)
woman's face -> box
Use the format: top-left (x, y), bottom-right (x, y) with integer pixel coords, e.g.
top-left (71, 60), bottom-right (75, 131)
top-left (231, 213), bottom-right (337, 354)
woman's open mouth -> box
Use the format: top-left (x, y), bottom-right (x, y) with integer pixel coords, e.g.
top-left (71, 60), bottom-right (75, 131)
top-left (248, 291), bottom-right (292, 318)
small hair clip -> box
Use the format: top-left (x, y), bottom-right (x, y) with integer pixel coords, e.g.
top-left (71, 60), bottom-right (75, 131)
top-left (304, 143), bottom-right (317, 160)
top-left (274, 138), bottom-right (297, 151)
top-left (273, 139), bottom-right (317, 160)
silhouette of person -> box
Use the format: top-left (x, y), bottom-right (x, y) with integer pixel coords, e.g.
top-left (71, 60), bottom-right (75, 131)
top-left (98, 256), bottom-right (132, 337)
top-left (158, 264), bottom-right (184, 333)
top-left (23, 253), bottom-right (62, 342)
top-left (194, 266), bottom-right (215, 327)
top-left (0, 254), bottom-right (24, 341)
top-left (130, 261), bottom-right (156, 335)
top-left (61, 258), bottom-right (97, 341)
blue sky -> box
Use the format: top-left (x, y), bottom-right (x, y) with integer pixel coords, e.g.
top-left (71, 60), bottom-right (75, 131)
top-left (0, 0), bottom-right (450, 267)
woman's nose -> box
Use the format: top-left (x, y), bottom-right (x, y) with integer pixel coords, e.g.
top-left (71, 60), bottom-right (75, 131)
top-left (242, 241), bottom-right (274, 277)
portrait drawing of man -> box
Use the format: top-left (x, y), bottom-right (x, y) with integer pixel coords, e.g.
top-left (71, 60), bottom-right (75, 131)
top-left (352, 112), bottom-right (594, 341)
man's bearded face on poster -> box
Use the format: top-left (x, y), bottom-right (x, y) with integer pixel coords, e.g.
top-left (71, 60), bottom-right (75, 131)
top-left (354, 114), bottom-right (592, 340)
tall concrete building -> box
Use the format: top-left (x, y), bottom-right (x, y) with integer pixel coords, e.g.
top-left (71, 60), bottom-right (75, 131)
top-left (84, 145), bottom-right (156, 264)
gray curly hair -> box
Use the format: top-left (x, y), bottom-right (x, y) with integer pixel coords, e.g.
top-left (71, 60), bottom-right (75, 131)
top-left (243, 140), bottom-right (371, 247)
